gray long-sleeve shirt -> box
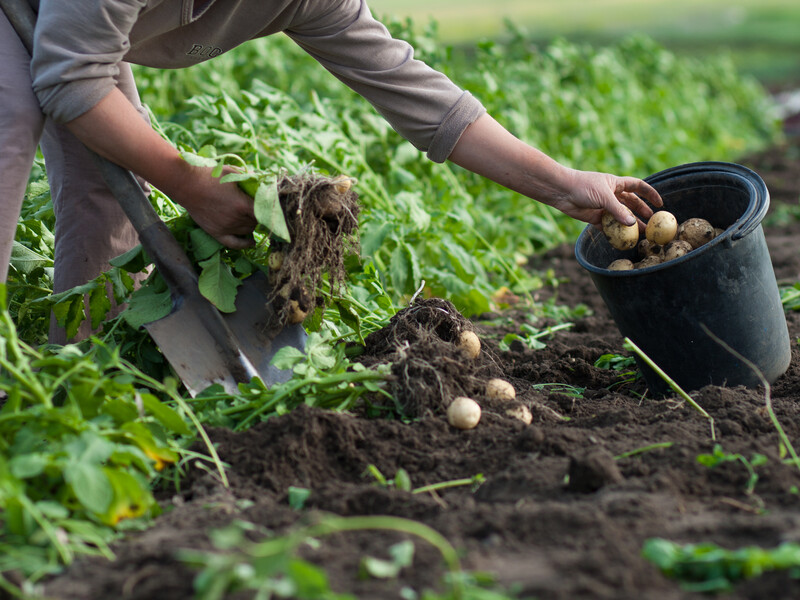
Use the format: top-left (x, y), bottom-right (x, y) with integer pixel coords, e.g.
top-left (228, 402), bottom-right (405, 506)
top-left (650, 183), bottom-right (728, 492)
top-left (27, 0), bottom-right (485, 162)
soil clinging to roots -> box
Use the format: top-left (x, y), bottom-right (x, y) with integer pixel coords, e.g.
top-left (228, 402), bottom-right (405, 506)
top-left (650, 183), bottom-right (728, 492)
top-left (269, 173), bottom-right (360, 323)
top-left (358, 298), bottom-right (504, 419)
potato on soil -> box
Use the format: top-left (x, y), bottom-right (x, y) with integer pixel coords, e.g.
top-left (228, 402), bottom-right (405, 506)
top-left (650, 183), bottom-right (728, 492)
top-left (505, 403), bottom-right (532, 425)
top-left (601, 209), bottom-right (639, 251)
top-left (607, 259), bottom-right (634, 271)
top-left (664, 239), bottom-right (692, 261)
top-left (485, 378), bottom-right (516, 402)
top-left (645, 211), bottom-right (678, 245)
top-left (457, 330), bottom-right (481, 359)
top-left (678, 218), bottom-right (716, 249)
top-left (635, 255), bottom-right (663, 269)
top-left (447, 397), bottom-right (481, 430)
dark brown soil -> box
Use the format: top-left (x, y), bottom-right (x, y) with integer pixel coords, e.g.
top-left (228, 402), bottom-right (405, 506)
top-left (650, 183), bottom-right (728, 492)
top-left (38, 137), bottom-right (800, 600)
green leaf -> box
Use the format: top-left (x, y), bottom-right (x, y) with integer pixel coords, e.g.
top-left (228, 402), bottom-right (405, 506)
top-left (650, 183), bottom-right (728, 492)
top-left (89, 284), bottom-right (112, 329)
top-left (10, 242), bottom-right (52, 275)
top-left (390, 244), bottom-right (410, 294)
top-left (140, 393), bottom-right (192, 436)
top-left (123, 284), bottom-right (173, 329)
top-left (395, 191), bottom-right (431, 231)
top-left (270, 346), bottom-right (306, 370)
top-left (180, 149), bottom-right (219, 168)
top-left (288, 559), bottom-right (330, 595)
top-left (336, 300), bottom-right (362, 342)
top-left (360, 221), bottom-right (394, 257)
top-left (287, 486), bottom-right (311, 510)
top-left (190, 227), bottom-right (224, 262)
top-left (253, 179), bottom-right (290, 242)
top-left (9, 454), bottom-right (49, 479)
top-left (52, 294), bottom-right (87, 340)
top-left (109, 244), bottom-right (149, 272)
top-left (64, 463), bottom-right (113, 515)
top-left (198, 252), bottom-right (241, 313)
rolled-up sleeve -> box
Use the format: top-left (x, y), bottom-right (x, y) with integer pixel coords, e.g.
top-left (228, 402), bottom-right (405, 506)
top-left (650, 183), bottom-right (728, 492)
top-left (285, 0), bottom-right (485, 162)
top-left (31, 0), bottom-right (147, 123)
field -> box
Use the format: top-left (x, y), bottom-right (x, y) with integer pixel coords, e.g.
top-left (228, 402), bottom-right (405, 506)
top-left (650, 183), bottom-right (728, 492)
top-left (2, 11), bottom-right (800, 600)
top-left (31, 140), bottom-right (800, 599)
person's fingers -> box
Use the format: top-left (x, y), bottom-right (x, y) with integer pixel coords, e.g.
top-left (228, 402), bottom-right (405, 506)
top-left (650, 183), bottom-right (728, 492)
top-left (216, 233), bottom-right (256, 249)
top-left (616, 177), bottom-right (663, 208)
top-left (603, 197), bottom-right (637, 227)
top-left (618, 191), bottom-right (655, 220)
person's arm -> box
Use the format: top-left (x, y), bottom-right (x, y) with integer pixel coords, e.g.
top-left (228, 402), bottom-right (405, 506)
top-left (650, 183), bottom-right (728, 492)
top-left (65, 88), bottom-right (257, 248)
top-left (449, 114), bottom-right (662, 227)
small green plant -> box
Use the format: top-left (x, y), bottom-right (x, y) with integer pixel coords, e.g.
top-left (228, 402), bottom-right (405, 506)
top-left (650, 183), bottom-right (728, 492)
top-left (594, 352), bottom-right (640, 387)
top-left (780, 283), bottom-right (800, 312)
top-left (180, 515), bottom-right (520, 600)
top-left (614, 442), bottom-right (674, 460)
top-left (364, 465), bottom-right (485, 495)
top-left (498, 322), bottom-right (573, 352)
top-left (696, 444), bottom-right (767, 497)
top-left (643, 538), bottom-right (800, 593)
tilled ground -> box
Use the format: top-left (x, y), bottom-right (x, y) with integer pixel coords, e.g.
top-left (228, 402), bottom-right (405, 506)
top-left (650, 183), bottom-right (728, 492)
top-left (38, 137), bottom-right (800, 600)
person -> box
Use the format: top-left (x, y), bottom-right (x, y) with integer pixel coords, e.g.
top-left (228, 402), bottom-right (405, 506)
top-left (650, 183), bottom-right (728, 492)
top-left (0, 0), bottom-right (662, 343)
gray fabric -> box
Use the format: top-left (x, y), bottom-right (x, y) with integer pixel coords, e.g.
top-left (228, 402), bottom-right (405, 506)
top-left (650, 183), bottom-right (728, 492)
top-left (1, 10), bottom-right (146, 341)
top-left (30, 0), bottom-right (485, 161)
top-left (40, 62), bottom-right (149, 342)
top-left (0, 10), bottom-right (44, 284)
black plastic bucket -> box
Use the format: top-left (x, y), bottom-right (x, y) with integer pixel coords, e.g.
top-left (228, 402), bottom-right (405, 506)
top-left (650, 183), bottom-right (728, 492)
top-left (575, 162), bottom-right (791, 394)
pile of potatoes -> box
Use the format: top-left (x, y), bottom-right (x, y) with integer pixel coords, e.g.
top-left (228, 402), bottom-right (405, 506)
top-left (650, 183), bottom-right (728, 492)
top-left (602, 208), bottom-right (723, 271)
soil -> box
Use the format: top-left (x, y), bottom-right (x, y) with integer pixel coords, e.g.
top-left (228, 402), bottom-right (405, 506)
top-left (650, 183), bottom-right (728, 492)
top-left (36, 135), bottom-right (800, 600)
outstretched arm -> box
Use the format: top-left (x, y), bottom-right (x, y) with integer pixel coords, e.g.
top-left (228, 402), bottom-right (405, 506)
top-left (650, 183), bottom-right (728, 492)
top-left (448, 114), bottom-right (662, 227)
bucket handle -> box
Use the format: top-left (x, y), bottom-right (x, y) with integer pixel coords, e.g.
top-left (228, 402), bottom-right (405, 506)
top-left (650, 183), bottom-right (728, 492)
top-left (730, 175), bottom-right (769, 241)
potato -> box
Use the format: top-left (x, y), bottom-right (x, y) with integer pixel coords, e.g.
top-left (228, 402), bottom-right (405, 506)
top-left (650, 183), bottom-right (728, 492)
top-left (678, 218), bottom-right (716, 249)
top-left (664, 239), bottom-right (692, 261)
top-left (447, 397), bottom-right (481, 430)
top-left (601, 209), bottom-right (639, 251)
top-left (457, 330), bottom-right (481, 359)
top-left (645, 211), bottom-right (678, 245)
top-left (637, 239), bottom-right (663, 259)
top-left (635, 255), bottom-right (663, 269)
top-left (486, 378), bottom-right (516, 402)
top-left (331, 174), bottom-right (352, 195)
top-left (268, 250), bottom-right (284, 272)
top-left (286, 299), bottom-right (309, 325)
top-left (607, 259), bottom-right (634, 271)
top-left (505, 403), bottom-right (532, 425)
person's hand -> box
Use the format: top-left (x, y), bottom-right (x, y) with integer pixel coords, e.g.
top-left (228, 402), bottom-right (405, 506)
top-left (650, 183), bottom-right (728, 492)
top-left (175, 164), bottom-right (258, 249)
top-left (551, 169), bottom-right (663, 230)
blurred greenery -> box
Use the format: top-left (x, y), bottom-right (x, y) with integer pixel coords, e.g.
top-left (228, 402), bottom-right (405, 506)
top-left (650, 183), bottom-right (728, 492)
top-left (368, 0), bottom-right (800, 84)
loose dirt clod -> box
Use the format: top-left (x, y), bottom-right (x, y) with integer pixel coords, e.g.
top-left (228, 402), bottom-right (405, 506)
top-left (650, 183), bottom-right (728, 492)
top-left (268, 173), bottom-right (360, 324)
